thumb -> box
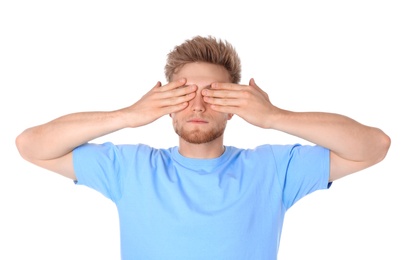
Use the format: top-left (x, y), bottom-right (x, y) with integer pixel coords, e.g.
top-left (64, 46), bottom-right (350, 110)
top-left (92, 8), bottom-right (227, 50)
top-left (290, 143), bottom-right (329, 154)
top-left (249, 78), bottom-right (257, 87)
top-left (249, 78), bottom-right (269, 99)
top-left (154, 81), bottom-right (162, 89)
top-left (250, 78), bottom-right (263, 92)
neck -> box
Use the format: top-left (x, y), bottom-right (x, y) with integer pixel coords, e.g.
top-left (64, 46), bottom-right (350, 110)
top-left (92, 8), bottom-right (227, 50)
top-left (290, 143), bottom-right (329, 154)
top-left (178, 136), bottom-right (225, 159)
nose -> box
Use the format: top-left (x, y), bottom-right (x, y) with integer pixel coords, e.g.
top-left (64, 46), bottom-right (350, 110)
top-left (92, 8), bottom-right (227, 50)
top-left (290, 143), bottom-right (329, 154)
top-left (190, 90), bottom-right (206, 112)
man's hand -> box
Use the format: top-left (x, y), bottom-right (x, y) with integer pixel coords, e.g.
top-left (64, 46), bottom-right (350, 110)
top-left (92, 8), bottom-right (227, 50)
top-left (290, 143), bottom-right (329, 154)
top-left (202, 78), bottom-right (277, 128)
top-left (122, 78), bottom-right (197, 128)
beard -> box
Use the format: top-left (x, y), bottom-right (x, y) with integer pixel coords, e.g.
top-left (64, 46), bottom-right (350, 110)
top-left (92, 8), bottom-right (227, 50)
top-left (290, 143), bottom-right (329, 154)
top-left (174, 121), bottom-right (227, 144)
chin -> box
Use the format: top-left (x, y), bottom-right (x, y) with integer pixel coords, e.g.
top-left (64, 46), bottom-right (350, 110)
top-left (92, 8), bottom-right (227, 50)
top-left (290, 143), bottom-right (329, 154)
top-left (177, 129), bottom-right (224, 144)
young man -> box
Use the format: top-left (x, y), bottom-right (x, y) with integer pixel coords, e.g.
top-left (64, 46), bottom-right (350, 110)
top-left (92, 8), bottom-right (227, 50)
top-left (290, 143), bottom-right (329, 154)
top-left (16, 35), bottom-right (390, 259)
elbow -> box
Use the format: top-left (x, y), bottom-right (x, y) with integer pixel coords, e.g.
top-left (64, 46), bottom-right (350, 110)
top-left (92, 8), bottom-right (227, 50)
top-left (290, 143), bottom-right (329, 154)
top-left (15, 132), bottom-right (26, 158)
top-left (375, 131), bottom-right (391, 164)
top-left (15, 131), bottom-right (32, 161)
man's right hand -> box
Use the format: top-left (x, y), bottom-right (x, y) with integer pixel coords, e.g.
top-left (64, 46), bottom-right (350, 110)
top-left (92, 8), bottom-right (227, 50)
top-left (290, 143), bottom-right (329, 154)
top-left (121, 78), bottom-right (197, 128)
top-left (15, 78), bottom-right (197, 180)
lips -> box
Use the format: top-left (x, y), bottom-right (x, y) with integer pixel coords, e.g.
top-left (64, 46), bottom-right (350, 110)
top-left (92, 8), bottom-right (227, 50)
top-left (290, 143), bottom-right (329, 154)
top-left (187, 118), bottom-right (208, 123)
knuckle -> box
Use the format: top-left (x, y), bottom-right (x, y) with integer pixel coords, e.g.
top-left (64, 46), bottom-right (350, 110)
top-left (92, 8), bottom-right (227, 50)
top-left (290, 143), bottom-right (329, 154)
top-left (205, 89), bottom-right (213, 96)
top-left (241, 90), bottom-right (251, 99)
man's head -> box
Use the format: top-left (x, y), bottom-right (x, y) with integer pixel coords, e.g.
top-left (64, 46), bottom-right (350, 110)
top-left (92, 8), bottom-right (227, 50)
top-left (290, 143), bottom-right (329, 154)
top-left (167, 36), bottom-right (240, 146)
top-left (170, 62), bottom-right (233, 145)
top-left (165, 35), bottom-right (241, 84)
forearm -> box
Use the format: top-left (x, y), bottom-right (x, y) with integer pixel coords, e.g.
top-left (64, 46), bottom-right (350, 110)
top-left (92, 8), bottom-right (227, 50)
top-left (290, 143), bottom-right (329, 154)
top-left (16, 79), bottom-right (196, 162)
top-left (202, 80), bottom-right (390, 180)
top-left (16, 110), bottom-right (128, 161)
top-left (269, 109), bottom-right (390, 162)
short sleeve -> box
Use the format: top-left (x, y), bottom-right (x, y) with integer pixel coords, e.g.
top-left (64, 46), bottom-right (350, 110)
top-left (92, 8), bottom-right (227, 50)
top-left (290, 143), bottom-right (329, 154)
top-left (271, 144), bottom-right (330, 209)
top-left (73, 142), bottom-right (123, 202)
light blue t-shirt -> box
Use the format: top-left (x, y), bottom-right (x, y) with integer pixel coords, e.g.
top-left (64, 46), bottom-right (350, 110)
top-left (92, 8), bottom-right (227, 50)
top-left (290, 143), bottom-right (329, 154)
top-left (73, 143), bottom-right (330, 260)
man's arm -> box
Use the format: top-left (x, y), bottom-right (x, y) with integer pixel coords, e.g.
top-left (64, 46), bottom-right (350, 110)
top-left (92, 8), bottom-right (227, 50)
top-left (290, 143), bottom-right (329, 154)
top-left (202, 79), bottom-right (391, 182)
top-left (15, 79), bottom-right (198, 180)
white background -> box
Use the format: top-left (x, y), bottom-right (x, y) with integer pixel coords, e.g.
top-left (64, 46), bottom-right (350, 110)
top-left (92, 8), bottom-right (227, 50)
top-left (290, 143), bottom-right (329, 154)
top-left (1, 1), bottom-right (406, 259)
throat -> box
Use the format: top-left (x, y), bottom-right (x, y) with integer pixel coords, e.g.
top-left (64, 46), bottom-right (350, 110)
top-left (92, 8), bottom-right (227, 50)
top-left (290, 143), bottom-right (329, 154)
top-left (178, 138), bottom-right (225, 159)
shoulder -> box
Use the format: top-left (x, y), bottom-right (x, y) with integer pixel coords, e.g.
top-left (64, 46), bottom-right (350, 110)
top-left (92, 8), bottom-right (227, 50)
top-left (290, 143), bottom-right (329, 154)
top-left (226, 144), bottom-right (328, 162)
top-left (226, 144), bottom-right (299, 155)
top-left (74, 142), bottom-right (174, 161)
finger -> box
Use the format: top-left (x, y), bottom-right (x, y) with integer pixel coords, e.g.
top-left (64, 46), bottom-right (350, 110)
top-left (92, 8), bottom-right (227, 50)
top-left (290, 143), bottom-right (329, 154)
top-left (211, 82), bottom-right (246, 90)
top-left (249, 78), bottom-right (268, 97)
top-left (173, 84), bottom-right (198, 96)
top-left (249, 78), bottom-right (263, 92)
top-left (159, 78), bottom-right (187, 91)
top-left (161, 101), bottom-right (190, 114)
top-left (153, 81), bottom-right (162, 89)
top-left (249, 78), bottom-right (256, 87)
top-left (209, 103), bottom-right (240, 114)
top-left (157, 84), bottom-right (197, 100)
top-left (203, 82), bottom-right (248, 98)
top-left (160, 91), bottom-right (196, 107)
top-left (203, 95), bottom-right (243, 107)
top-left (202, 88), bottom-right (241, 99)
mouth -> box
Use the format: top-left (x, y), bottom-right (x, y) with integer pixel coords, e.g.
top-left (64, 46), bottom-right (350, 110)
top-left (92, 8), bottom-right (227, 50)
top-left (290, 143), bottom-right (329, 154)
top-left (187, 118), bottom-right (209, 124)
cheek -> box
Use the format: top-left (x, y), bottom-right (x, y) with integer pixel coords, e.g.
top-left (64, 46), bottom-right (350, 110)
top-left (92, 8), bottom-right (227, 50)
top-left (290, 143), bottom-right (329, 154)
top-left (216, 112), bottom-right (231, 120)
top-left (170, 114), bottom-right (179, 126)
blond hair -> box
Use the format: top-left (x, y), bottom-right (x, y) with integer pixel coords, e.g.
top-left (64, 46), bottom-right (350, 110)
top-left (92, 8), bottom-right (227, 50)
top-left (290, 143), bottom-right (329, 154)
top-left (164, 35), bottom-right (241, 83)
